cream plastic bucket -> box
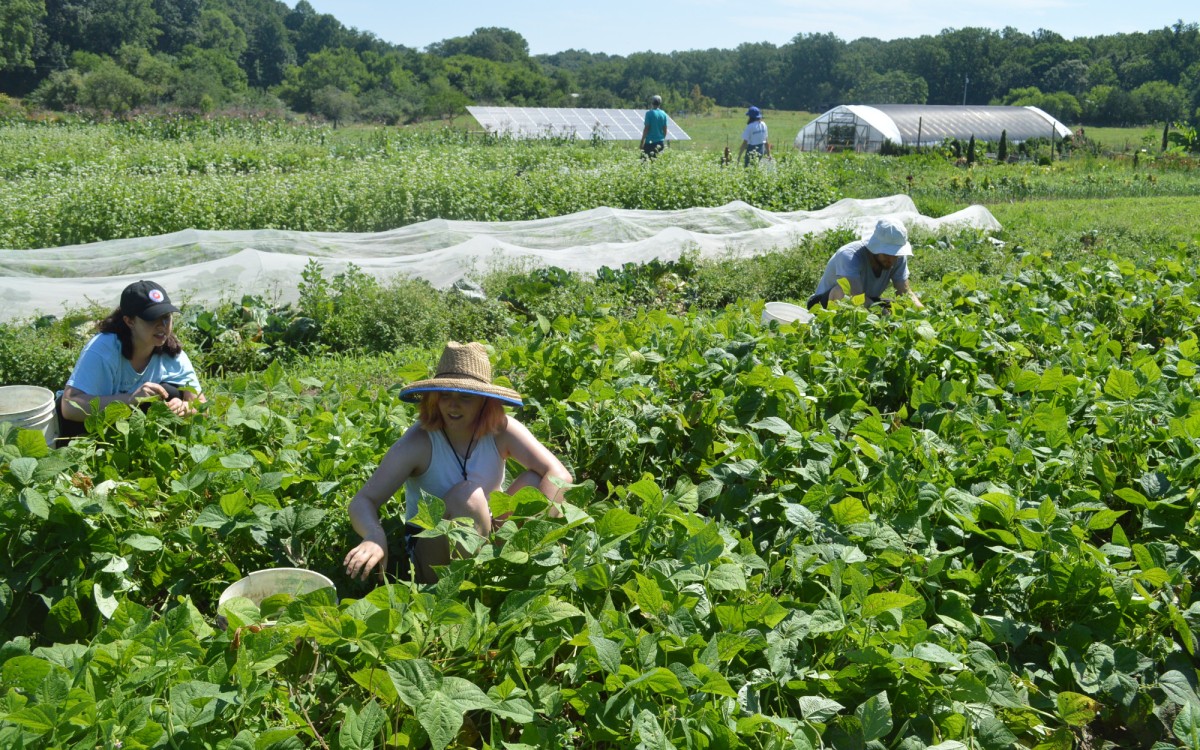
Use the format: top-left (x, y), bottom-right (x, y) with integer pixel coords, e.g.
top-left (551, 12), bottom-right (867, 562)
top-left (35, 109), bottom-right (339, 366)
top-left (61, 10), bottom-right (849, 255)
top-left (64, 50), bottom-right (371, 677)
top-left (762, 302), bottom-right (814, 326)
top-left (0, 385), bottom-right (58, 446)
top-left (217, 567), bottom-right (335, 627)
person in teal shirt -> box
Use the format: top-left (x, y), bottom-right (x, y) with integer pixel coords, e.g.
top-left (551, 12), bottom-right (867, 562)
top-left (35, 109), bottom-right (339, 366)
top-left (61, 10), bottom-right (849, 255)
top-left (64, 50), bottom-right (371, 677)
top-left (640, 94), bottom-right (668, 158)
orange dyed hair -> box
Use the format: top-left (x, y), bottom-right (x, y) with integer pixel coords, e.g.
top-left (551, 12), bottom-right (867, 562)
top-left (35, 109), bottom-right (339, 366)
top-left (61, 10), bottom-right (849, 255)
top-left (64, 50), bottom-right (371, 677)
top-left (417, 392), bottom-right (508, 437)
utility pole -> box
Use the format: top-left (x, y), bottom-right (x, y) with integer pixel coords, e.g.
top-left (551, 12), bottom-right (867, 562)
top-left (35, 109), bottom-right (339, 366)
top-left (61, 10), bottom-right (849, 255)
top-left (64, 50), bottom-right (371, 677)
top-left (962, 75), bottom-right (969, 105)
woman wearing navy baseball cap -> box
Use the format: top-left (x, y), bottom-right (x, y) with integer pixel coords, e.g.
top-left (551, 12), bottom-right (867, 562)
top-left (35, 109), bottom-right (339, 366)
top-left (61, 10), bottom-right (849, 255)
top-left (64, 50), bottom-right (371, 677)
top-left (59, 280), bottom-right (205, 434)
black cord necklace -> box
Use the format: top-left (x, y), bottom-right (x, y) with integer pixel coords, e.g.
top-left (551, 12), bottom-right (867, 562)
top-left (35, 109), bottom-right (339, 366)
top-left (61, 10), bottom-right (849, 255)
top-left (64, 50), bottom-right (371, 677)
top-left (448, 432), bottom-right (477, 482)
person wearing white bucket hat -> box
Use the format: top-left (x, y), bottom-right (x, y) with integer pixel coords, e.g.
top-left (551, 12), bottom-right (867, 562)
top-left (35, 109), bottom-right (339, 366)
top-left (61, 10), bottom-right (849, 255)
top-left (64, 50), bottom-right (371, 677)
top-left (59, 280), bottom-right (205, 438)
top-left (807, 218), bottom-right (924, 311)
top-left (344, 341), bottom-right (573, 584)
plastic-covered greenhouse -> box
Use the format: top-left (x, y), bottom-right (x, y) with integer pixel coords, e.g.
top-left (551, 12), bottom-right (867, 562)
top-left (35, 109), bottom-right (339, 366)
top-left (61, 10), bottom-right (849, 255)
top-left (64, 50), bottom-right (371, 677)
top-left (795, 105), bottom-right (1073, 152)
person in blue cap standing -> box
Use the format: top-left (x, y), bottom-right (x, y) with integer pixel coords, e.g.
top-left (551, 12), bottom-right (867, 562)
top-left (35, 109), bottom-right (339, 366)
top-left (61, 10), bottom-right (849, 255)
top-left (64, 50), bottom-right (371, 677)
top-left (737, 106), bottom-right (769, 166)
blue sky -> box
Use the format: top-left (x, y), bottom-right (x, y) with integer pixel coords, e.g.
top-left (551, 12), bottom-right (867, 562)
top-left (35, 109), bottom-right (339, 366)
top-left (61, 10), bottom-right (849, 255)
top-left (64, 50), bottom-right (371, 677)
top-left (303, 1), bottom-right (1194, 56)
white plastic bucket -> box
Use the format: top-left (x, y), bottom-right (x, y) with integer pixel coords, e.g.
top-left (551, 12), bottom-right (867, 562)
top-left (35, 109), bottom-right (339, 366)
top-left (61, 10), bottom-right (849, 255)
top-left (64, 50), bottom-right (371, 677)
top-left (217, 567), bottom-right (336, 627)
top-left (762, 302), bottom-right (814, 327)
top-left (0, 385), bottom-right (58, 446)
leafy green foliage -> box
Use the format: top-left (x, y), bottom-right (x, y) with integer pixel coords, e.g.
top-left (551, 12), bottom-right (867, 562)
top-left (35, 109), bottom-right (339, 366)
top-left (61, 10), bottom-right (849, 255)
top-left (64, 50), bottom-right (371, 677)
top-left (3, 241), bottom-right (1200, 748)
top-left (4, 114), bottom-right (1200, 749)
top-left (0, 316), bottom-right (87, 390)
top-left (295, 262), bottom-right (452, 356)
top-left (0, 122), bottom-right (838, 249)
top-left (5, 119), bottom-right (1200, 256)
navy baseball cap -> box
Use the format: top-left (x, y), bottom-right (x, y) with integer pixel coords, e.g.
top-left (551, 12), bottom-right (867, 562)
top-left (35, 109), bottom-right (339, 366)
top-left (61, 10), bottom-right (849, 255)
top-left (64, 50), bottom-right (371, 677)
top-left (120, 280), bottom-right (180, 320)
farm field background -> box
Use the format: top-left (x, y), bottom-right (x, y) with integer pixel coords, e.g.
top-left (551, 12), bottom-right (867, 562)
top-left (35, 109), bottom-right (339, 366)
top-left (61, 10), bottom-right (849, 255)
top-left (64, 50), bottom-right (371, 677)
top-left (405, 108), bottom-right (1165, 157)
top-left (400, 107), bottom-right (823, 153)
top-left (2, 116), bottom-right (1199, 251)
top-left (1, 117), bottom-right (1199, 749)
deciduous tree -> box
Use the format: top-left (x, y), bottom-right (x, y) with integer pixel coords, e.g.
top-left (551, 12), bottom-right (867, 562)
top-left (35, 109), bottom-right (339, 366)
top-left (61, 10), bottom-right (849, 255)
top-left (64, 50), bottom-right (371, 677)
top-left (276, 46), bottom-right (368, 111)
top-left (0, 0), bottom-right (45, 71)
top-left (85, 0), bottom-right (161, 56)
top-left (78, 57), bottom-right (149, 113)
top-left (846, 70), bottom-right (928, 104)
top-left (429, 27), bottom-right (529, 63)
top-left (1131, 80), bottom-right (1185, 124)
top-left (152, 0), bottom-right (200, 55)
top-left (312, 85), bottom-right (357, 126)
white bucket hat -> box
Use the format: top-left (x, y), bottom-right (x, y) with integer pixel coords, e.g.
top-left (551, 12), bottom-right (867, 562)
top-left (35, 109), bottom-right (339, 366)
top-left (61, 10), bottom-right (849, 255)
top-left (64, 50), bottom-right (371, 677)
top-left (866, 219), bottom-right (913, 257)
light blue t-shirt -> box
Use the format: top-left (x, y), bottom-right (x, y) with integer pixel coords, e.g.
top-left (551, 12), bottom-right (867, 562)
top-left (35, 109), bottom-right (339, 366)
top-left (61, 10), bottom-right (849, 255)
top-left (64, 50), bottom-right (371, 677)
top-left (814, 241), bottom-right (909, 299)
top-left (66, 332), bottom-right (201, 397)
top-left (644, 108), bottom-right (668, 144)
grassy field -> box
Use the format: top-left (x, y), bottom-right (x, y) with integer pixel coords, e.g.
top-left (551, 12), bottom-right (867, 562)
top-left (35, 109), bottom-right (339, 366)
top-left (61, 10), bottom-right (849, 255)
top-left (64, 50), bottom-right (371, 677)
top-left (4, 116), bottom-right (1197, 250)
top-left (3, 115), bottom-right (1200, 749)
top-left (672, 107), bottom-right (818, 152)
top-left (399, 107), bottom-right (820, 152)
top-left (403, 108), bottom-right (1165, 155)
top-left (990, 195), bottom-right (1200, 246)
top-left (1078, 124), bottom-right (1169, 152)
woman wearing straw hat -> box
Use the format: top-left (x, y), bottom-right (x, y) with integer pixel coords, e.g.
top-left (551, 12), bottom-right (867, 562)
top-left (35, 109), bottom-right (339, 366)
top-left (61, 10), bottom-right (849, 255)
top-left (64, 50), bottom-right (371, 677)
top-left (344, 341), bottom-right (573, 584)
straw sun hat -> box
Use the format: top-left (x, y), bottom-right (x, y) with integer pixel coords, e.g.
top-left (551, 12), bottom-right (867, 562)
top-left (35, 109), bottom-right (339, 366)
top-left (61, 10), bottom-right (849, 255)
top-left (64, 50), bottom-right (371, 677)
top-left (399, 341), bottom-right (523, 408)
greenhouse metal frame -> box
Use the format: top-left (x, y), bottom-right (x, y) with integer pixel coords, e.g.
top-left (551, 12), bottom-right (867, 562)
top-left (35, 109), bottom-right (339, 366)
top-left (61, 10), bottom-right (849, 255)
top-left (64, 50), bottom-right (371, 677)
top-left (795, 104), bottom-right (1073, 153)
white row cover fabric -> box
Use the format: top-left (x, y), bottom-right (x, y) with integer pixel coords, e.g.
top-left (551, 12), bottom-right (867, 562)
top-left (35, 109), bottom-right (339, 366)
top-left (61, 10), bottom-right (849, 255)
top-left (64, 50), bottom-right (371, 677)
top-left (0, 195), bottom-right (1000, 320)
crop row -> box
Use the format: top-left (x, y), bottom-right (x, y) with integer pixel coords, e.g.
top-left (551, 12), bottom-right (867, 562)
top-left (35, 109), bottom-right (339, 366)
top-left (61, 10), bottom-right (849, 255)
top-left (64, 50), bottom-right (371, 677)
top-left (0, 149), bottom-right (836, 250)
top-left (1, 246), bottom-right (1198, 748)
top-left (7, 122), bottom-right (1200, 252)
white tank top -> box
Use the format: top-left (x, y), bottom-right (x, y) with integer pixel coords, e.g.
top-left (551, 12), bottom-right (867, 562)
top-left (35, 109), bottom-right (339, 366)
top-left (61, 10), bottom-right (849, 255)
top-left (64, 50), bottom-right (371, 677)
top-left (404, 430), bottom-right (504, 520)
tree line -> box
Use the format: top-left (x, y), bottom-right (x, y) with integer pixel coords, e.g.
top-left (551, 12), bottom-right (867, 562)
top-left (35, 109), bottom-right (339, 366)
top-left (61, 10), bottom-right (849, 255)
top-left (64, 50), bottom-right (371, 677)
top-left (1, 0), bottom-right (1198, 127)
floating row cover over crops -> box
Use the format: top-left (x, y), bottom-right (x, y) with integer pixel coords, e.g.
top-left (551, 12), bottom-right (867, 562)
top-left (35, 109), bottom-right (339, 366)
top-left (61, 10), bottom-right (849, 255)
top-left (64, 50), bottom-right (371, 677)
top-left (0, 195), bottom-right (999, 320)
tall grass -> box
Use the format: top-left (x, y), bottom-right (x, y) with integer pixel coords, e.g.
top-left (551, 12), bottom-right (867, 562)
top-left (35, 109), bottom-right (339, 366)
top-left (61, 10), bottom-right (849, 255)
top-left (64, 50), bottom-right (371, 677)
top-left (0, 122), bottom-right (840, 249)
